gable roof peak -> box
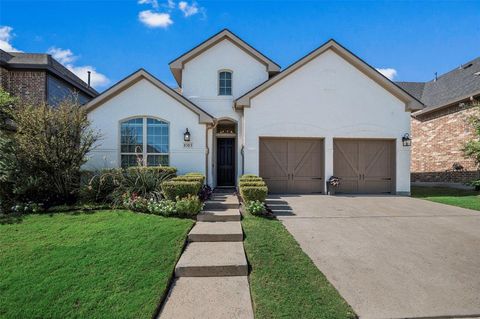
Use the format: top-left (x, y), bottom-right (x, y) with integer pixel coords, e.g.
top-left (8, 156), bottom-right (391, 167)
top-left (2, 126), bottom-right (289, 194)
top-left (169, 28), bottom-right (281, 86)
top-left (236, 38), bottom-right (424, 112)
top-left (84, 68), bottom-right (214, 124)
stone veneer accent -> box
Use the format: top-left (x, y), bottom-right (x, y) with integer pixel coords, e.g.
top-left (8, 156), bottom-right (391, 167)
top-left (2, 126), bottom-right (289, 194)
top-left (411, 103), bottom-right (479, 184)
top-left (0, 68), bottom-right (47, 104)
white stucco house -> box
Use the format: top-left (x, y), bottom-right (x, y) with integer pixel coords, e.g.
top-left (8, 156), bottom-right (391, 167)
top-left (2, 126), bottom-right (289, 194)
top-left (85, 29), bottom-right (423, 195)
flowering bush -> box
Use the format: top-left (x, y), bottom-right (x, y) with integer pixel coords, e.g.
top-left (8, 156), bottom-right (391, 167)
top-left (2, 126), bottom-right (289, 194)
top-left (328, 176), bottom-right (340, 187)
top-left (147, 198), bottom-right (176, 216)
top-left (10, 202), bottom-right (44, 215)
top-left (122, 192), bottom-right (149, 212)
top-left (121, 192), bottom-right (202, 218)
top-left (245, 200), bottom-right (266, 216)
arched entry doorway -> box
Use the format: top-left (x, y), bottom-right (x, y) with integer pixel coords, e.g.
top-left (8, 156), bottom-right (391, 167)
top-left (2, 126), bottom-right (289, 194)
top-left (215, 119), bottom-right (237, 187)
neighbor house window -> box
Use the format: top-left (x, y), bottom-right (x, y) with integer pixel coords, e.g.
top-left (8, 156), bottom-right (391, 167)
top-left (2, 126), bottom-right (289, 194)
top-left (218, 71), bottom-right (232, 96)
top-left (120, 117), bottom-right (169, 167)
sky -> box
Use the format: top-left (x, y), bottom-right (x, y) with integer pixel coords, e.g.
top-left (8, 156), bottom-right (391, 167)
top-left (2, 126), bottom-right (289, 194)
top-left (1, 0), bottom-right (479, 91)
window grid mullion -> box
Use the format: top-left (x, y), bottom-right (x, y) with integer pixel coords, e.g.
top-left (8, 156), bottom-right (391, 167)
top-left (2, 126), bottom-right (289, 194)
top-left (143, 117), bottom-right (147, 165)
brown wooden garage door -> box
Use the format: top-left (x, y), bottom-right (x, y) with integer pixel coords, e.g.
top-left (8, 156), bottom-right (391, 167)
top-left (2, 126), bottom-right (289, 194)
top-left (259, 138), bottom-right (324, 194)
top-left (333, 139), bottom-right (395, 194)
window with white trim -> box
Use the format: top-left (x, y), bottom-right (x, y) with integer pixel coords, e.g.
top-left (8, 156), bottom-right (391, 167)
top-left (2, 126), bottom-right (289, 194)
top-left (120, 117), bottom-right (169, 167)
top-left (218, 71), bottom-right (232, 96)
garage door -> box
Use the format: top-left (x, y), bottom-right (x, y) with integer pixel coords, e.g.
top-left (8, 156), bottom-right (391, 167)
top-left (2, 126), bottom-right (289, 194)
top-left (259, 138), bottom-right (324, 194)
top-left (333, 139), bottom-right (395, 194)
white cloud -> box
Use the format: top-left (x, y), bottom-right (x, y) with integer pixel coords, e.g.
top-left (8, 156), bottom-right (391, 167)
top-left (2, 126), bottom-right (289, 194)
top-left (47, 47), bottom-right (76, 64)
top-left (138, 10), bottom-right (173, 28)
top-left (48, 47), bottom-right (110, 88)
top-left (67, 65), bottom-right (110, 88)
top-left (166, 0), bottom-right (175, 9)
top-left (376, 68), bottom-right (397, 80)
top-left (138, 0), bottom-right (159, 9)
top-left (178, 1), bottom-right (199, 17)
top-left (0, 26), bottom-right (22, 52)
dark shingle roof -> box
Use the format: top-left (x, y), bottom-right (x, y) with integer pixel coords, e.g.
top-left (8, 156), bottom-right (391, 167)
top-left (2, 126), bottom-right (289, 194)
top-left (395, 81), bottom-right (425, 101)
top-left (397, 56), bottom-right (480, 115)
top-left (0, 49), bottom-right (98, 97)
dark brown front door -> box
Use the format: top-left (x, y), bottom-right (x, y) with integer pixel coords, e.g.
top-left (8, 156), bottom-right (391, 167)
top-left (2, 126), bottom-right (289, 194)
top-left (217, 138), bottom-right (235, 186)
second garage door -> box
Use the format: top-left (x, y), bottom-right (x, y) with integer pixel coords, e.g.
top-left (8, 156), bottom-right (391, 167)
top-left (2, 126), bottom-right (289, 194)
top-left (333, 139), bottom-right (395, 194)
top-left (259, 138), bottom-right (324, 194)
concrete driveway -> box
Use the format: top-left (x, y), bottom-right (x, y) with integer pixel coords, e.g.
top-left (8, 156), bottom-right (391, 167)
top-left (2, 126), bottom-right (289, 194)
top-left (268, 195), bottom-right (480, 319)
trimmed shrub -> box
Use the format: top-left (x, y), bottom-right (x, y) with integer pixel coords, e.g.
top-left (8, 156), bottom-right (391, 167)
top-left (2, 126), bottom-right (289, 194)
top-left (161, 180), bottom-right (202, 200)
top-left (239, 174), bottom-right (263, 182)
top-left (240, 174), bottom-right (259, 179)
top-left (175, 195), bottom-right (203, 217)
top-left (126, 166), bottom-right (177, 176)
top-left (239, 180), bottom-right (266, 188)
top-left (240, 186), bottom-right (268, 202)
top-left (185, 172), bottom-right (203, 176)
top-left (172, 175), bottom-right (205, 184)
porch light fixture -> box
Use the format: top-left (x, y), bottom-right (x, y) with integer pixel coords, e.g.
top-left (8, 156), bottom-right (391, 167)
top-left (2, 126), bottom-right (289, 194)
top-left (184, 128), bottom-right (191, 142)
top-left (402, 133), bottom-right (411, 147)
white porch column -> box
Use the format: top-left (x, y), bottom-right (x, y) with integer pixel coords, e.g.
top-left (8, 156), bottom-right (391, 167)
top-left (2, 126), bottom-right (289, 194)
top-left (324, 136), bottom-right (334, 192)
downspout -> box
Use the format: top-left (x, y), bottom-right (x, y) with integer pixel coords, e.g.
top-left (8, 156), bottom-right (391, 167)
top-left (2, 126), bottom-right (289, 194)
top-left (241, 145), bottom-right (245, 175)
top-left (238, 106), bottom-right (245, 176)
top-left (205, 119), bottom-right (218, 186)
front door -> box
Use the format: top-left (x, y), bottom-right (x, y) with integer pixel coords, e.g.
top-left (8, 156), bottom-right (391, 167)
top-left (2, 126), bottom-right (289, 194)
top-left (217, 138), bottom-right (235, 186)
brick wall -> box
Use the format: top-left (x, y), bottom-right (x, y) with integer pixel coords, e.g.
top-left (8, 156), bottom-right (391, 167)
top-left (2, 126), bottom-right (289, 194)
top-left (411, 103), bottom-right (479, 183)
top-left (0, 69), bottom-right (46, 104)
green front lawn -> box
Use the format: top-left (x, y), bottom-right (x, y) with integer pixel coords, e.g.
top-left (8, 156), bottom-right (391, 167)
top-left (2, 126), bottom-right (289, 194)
top-left (242, 213), bottom-right (355, 319)
top-left (411, 186), bottom-right (480, 211)
top-left (0, 210), bottom-right (194, 319)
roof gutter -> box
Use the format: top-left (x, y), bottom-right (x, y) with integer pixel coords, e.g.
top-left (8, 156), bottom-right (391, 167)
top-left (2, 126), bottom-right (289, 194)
top-left (412, 90), bottom-right (480, 117)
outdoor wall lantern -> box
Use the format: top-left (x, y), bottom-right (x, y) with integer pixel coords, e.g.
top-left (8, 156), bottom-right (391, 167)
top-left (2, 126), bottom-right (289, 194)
top-left (184, 128), bottom-right (191, 142)
top-left (402, 133), bottom-right (412, 147)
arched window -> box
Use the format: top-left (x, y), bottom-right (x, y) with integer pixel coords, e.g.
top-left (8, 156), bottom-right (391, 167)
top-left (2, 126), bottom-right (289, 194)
top-left (218, 71), bottom-right (232, 96)
top-left (120, 117), bottom-right (169, 167)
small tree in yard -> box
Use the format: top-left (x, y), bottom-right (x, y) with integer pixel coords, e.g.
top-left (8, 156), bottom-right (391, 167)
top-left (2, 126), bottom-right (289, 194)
top-left (0, 90), bottom-right (100, 212)
top-left (462, 101), bottom-right (480, 188)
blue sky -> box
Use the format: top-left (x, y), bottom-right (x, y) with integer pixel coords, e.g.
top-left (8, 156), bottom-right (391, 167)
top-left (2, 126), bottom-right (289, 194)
top-left (1, 0), bottom-right (479, 91)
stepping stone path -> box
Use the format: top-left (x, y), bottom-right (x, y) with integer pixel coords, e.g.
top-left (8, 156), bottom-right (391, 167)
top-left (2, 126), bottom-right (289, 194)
top-left (158, 190), bottom-right (254, 319)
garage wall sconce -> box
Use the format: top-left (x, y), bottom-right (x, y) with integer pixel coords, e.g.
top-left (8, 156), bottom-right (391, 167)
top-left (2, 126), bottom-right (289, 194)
top-left (402, 133), bottom-right (412, 147)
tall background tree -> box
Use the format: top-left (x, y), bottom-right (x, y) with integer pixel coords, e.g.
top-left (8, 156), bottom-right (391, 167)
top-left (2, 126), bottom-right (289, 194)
top-left (0, 89), bottom-right (100, 212)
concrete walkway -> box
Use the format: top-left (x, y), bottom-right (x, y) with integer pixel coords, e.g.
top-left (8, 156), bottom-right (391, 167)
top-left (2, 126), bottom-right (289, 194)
top-left (270, 195), bottom-right (480, 319)
top-left (158, 191), bottom-right (254, 319)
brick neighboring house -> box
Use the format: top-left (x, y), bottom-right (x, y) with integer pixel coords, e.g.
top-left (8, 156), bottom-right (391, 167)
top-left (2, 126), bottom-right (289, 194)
top-left (0, 49), bottom-right (98, 105)
top-left (398, 57), bottom-right (480, 186)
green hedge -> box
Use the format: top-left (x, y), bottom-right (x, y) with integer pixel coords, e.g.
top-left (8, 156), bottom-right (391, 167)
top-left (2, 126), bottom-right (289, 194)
top-left (239, 175), bottom-right (264, 183)
top-left (172, 175), bottom-right (205, 184)
top-left (240, 186), bottom-right (268, 202)
top-left (126, 166), bottom-right (177, 176)
top-left (239, 180), bottom-right (266, 188)
top-left (161, 180), bottom-right (202, 200)
top-left (185, 172), bottom-right (204, 176)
